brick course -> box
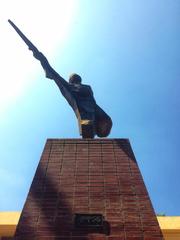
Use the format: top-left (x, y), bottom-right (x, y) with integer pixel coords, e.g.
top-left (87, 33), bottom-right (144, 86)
top-left (14, 139), bottom-right (164, 239)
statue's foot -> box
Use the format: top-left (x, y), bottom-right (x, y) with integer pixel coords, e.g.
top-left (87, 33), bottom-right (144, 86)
top-left (80, 120), bottom-right (95, 138)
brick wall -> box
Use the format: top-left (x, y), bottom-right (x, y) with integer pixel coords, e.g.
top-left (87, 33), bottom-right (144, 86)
top-left (14, 139), bottom-right (164, 240)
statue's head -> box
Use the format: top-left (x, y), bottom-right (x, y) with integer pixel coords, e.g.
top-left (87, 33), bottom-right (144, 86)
top-left (69, 73), bottom-right (82, 84)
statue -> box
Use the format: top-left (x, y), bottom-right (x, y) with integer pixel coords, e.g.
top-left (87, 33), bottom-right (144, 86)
top-left (8, 19), bottom-right (112, 138)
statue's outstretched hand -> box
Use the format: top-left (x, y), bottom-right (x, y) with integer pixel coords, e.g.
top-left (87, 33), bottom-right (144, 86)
top-left (31, 49), bottom-right (44, 61)
top-left (31, 50), bottom-right (55, 80)
top-left (29, 47), bottom-right (59, 81)
top-left (30, 49), bottom-right (52, 78)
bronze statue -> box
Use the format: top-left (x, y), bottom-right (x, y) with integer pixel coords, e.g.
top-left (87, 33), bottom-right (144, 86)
top-left (8, 19), bottom-right (112, 138)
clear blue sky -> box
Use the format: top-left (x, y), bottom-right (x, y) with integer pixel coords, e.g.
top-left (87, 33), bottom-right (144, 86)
top-left (0, 0), bottom-right (180, 215)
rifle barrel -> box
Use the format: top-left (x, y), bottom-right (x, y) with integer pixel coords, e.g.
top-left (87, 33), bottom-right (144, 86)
top-left (8, 19), bottom-right (38, 52)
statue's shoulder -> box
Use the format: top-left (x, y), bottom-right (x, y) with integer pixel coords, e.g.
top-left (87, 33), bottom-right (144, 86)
top-left (68, 84), bottom-right (93, 95)
top-left (81, 84), bottom-right (92, 89)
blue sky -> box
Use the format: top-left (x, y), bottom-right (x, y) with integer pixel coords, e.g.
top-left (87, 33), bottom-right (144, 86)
top-left (0, 0), bottom-right (180, 215)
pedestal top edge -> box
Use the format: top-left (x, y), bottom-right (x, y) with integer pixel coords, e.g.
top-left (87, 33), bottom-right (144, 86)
top-left (46, 138), bottom-right (130, 143)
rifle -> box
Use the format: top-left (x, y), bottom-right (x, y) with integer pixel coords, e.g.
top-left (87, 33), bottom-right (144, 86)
top-left (8, 19), bottom-right (59, 80)
top-left (8, 19), bottom-right (39, 54)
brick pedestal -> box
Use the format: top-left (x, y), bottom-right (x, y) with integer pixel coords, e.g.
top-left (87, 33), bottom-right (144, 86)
top-left (14, 139), bottom-right (164, 240)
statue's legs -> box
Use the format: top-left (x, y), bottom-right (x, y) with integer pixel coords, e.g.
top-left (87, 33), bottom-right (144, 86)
top-left (77, 111), bottom-right (95, 138)
top-left (79, 119), bottom-right (95, 138)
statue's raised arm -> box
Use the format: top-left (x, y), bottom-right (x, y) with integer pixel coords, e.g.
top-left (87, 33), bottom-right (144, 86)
top-left (8, 19), bottom-right (112, 138)
top-left (8, 19), bottom-right (68, 89)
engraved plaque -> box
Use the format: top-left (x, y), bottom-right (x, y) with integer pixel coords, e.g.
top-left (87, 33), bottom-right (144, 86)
top-left (75, 213), bottom-right (104, 227)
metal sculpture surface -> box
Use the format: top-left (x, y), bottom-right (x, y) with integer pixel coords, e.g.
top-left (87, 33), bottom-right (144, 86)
top-left (8, 19), bottom-right (112, 138)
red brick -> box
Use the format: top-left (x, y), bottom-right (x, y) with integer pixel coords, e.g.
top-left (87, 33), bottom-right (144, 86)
top-left (14, 139), bottom-right (164, 239)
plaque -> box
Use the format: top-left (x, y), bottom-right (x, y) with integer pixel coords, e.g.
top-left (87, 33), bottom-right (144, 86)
top-left (74, 213), bottom-right (104, 227)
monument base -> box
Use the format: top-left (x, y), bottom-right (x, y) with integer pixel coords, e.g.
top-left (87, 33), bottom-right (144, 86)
top-left (14, 139), bottom-right (164, 239)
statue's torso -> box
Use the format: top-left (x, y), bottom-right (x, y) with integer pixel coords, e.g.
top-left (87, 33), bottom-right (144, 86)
top-left (69, 83), bottom-right (96, 115)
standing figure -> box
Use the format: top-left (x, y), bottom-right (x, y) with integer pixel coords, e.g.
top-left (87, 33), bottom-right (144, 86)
top-left (8, 19), bottom-right (112, 138)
